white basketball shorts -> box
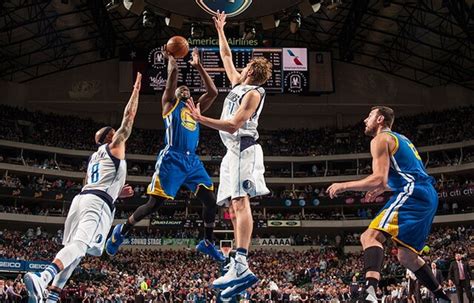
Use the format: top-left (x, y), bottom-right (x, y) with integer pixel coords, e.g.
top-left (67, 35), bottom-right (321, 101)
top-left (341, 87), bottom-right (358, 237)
top-left (217, 142), bottom-right (269, 206)
top-left (63, 193), bottom-right (115, 256)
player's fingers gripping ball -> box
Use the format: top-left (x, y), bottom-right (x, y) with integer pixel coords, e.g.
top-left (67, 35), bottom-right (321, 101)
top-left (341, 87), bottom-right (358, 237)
top-left (166, 36), bottom-right (189, 59)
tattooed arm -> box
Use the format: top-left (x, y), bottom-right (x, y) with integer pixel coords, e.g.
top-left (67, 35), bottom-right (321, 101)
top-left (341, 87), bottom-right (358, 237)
top-left (109, 72), bottom-right (142, 159)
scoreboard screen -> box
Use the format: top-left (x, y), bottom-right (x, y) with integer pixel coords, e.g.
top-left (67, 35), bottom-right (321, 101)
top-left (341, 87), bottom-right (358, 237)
top-left (185, 47), bottom-right (283, 93)
top-left (134, 47), bottom-right (309, 94)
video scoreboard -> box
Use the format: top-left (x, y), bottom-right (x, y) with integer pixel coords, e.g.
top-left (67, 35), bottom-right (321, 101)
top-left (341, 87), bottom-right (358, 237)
top-left (135, 47), bottom-right (309, 94)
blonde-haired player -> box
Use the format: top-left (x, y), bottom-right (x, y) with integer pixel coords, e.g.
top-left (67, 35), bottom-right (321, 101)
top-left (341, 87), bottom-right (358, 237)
top-left (186, 10), bottom-right (272, 299)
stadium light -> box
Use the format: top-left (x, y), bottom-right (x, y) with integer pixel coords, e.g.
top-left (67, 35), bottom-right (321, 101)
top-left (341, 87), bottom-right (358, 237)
top-left (261, 15), bottom-right (280, 30)
top-left (298, 0), bottom-right (322, 17)
top-left (242, 23), bottom-right (256, 40)
top-left (290, 11), bottom-right (301, 34)
top-left (191, 23), bottom-right (205, 38)
top-left (106, 0), bottom-right (121, 11)
top-left (165, 14), bottom-right (184, 29)
top-left (143, 10), bottom-right (155, 28)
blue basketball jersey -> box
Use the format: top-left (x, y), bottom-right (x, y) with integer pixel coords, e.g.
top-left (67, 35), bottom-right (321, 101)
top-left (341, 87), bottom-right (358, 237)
top-left (148, 99), bottom-right (212, 199)
top-left (384, 131), bottom-right (435, 191)
top-left (163, 99), bottom-right (200, 153)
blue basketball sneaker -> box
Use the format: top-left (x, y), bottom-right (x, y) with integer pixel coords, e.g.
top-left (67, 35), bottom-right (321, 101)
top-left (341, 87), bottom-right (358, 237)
top-left (105, 224), bottom-right (125, 256)
top-left (196, 239), bottom-right (226, 263)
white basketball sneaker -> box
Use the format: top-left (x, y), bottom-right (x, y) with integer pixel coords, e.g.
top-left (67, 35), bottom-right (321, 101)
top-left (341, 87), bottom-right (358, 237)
top-left (24, 272), bottom-right (47, 303)
top-left (213, 257), bottom-right (257, 290)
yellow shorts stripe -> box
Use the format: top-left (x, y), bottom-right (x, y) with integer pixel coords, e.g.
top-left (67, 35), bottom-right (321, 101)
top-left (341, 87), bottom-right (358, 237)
top-left (194, 183), bottom-right (214, 195)
top-left (147, 175), bottom-right (174, 200)
top-left (368, 209), bottom-right (399, 237)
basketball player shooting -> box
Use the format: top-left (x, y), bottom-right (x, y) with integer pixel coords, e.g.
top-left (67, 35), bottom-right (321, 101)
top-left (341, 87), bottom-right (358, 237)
top-left (23, 73), bottom-right (142, 303)
top-left (105, 47), bottom-right (225, 262)
top-left (186, 10), bottom-right (272, 299)
top-left (326, 106), bottom-right (450, 303)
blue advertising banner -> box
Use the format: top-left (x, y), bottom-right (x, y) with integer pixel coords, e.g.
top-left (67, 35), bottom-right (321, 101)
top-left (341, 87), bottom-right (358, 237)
top-left (25, 261), bottom-right (50, 272)
top-left (0, 259), bottom-right (51, 272)
top-left (0, 259), bottom-right (23, 271)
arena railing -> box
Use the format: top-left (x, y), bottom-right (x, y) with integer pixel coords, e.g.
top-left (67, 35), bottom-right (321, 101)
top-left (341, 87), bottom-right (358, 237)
top-left (0, 212), bottom-right (472, 230)
top-left (0, 139), bottom-right (473, 185)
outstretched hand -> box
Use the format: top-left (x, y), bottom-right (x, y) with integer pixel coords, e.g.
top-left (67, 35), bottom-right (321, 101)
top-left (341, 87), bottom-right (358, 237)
top-left (185, 98), bottom-right (202, 122)
top-left (162, 45), bottom-right (177, 70)
top-left (213, 10), bottom-right (227, 31)
top-left (326, 183), bottom-right (347, 199)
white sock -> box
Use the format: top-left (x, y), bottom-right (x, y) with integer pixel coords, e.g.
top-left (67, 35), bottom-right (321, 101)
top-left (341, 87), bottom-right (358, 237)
top-left (46, 289), bottom-right (61, 303)
top-left (234, 252), bottom-right (248, 271)
top-left (40, 264), bottom-right (59, 285)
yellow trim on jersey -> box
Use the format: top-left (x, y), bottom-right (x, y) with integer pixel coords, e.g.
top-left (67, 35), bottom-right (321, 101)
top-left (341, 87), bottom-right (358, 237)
top-left (194, 183), bottom-right (214, 195)
top-left (147, 176), bottom-right (174, 200)
top-left (392, 237), bottom-right (423, 255)
top-left (368, 209), bottom-right (400, 237)
top-left (162, 99), bottom-right (180, 118)
top-left (385, 132), bottom-right (399, 155)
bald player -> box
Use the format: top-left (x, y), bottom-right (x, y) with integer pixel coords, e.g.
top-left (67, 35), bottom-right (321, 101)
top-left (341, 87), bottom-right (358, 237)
top-left (24, 73), bottom-right (142, 303)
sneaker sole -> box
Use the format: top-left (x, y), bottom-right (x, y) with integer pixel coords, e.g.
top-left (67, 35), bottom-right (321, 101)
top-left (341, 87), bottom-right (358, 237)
top-left (24, 274), bottom-right (42, 303)
top-left (213, 273), bottom-right (257, 289)
top-left (221, 275), bottom-right (259, 299)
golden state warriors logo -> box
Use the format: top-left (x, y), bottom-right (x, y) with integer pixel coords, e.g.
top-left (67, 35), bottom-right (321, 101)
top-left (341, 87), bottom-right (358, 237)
top-left (195, 0), bottom-right (252, 18)
top-left (181, 108), bottom-right (197, 131)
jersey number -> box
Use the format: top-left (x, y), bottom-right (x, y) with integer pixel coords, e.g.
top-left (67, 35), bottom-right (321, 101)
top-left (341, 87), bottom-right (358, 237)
top-left (91, 163), bottom-right (100, 183)
top-left (408, 143), bottom-right (422, 160)
top-left (228, 102), bottom-right (235, 114)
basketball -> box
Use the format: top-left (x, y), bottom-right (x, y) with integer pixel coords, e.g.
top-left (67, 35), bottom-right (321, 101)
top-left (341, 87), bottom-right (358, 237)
top-left (166, 36), bottom-right (189, 58)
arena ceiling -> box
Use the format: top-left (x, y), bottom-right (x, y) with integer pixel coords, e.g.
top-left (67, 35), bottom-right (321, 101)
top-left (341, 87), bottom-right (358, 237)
top-left (0, 0), bottom-right (473, 89)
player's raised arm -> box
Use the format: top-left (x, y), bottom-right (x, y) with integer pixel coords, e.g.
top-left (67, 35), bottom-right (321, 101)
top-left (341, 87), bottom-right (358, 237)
top-left (109, 72), bottom-right (142, 158)
top-left (213, 10), bottom-right (241, 86)
top-left (326, 133), bottom-right (392, 198)
top-left (161, 49), bottom-right (179, 115)
top-left (186, 89), bottom-right (260, 134)
top-left (189, 47), bottom-right (218, 113)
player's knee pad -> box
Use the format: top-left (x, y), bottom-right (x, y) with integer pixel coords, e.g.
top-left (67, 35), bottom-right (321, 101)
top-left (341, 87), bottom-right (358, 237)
top-left (55, 240), bottom-right (88, 269)
top-left (196, 189), bottom-right (217, 225)
top-left (363, 246), bottom-right (384, 273)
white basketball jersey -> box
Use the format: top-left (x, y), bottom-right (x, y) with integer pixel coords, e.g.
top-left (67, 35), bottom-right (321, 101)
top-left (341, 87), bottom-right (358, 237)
top-left (82, 144), bottom-right (127, 202)
top-left (219, 84), bottom-right (266, 149)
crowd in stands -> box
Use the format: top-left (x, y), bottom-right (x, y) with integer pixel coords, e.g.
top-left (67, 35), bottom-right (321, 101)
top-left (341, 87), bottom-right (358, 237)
top-left (0, 175), bottom-right (82, 194)
top-left (0, 197), bottom-right (471, 224)
top-left (1, 104), bottom-right (473, 157)
top-left (1, 147), bottom-right (473, 182)
top-left (0, 225), bottom-right (471, 302)
top-left (1, 171), bottom-right (473, 204)
top-left (1, 171), bottom-right (472, 223)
